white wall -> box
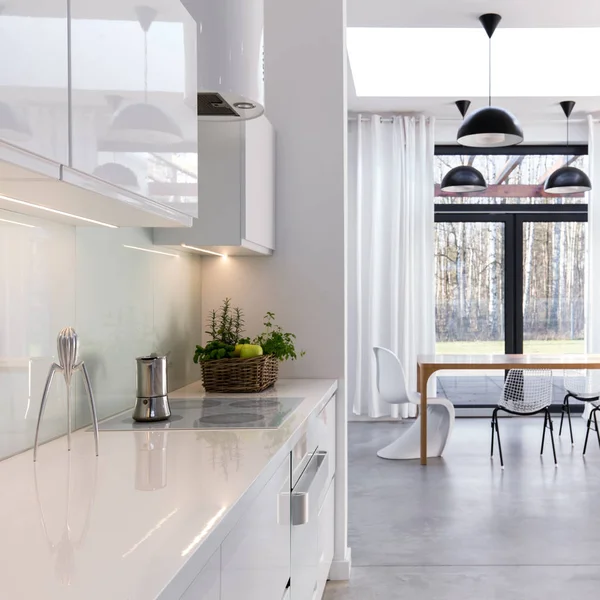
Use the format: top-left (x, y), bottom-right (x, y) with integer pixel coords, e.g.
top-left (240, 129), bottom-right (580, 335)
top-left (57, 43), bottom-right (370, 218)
top-left (0, 210), bottom-right (203, 460)
top-left (201, 0), bottom-right (350, 577)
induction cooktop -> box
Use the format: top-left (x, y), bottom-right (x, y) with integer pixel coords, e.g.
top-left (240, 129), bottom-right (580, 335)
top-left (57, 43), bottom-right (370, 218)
top-left (97, 397), bottom-right (305, 431)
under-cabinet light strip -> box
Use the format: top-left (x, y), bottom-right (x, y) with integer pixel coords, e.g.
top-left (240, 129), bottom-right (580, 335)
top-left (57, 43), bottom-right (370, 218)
top-left (0, 217), bottom-right (37, 228)
top-left (123, 244), bottom-right (179, 258)
top-left (181, 243), bottom-right (227, 258)
top-left (0, 193), bottom-right (118, 229)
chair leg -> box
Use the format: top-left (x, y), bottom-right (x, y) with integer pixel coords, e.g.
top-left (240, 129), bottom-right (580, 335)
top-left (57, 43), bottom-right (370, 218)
top-left (584, 412), bottom-right (593, 455)
top-left (566, 396), bottom-right (574, 445)
top-left (490, 410), bottom-right (496, 457)
top-left (594, 409), bottom-right (600, 451)
top-left (547, 410), bottom-right (558, 466)
top-left (541, 410), bottom-right (548, 455)
top-left (559, 394), bottom-right (574, 445)
top-left (494, 411), bottom-right (504, 468)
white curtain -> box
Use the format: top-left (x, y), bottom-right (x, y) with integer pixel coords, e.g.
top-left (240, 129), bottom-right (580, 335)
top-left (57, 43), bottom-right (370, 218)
top-left (585, 116), bottom-right (600, 418)
top-left (348, 115), bottom-right (436, 418)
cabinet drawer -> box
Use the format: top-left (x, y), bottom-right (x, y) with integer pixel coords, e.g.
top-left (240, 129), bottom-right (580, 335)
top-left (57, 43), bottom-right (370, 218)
top-left (315, 394), bottom-right (336, 493)
top-left (180, 548), bottom-right (220, 600)
top-left (315, 478), bottom-right (335, 600)
top-left (221, 455), bottom-right (291, 600)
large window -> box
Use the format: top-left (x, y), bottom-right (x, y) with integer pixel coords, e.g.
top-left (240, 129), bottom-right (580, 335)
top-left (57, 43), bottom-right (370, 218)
top-left (435, 148), bottom-right (587, 407)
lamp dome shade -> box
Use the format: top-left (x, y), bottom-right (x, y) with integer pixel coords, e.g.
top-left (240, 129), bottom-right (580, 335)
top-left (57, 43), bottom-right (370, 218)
top-left (108, 103), bottom-right (183, 145)
top-left (92, 162), bottom-right (139, 189)
top-left (457, 106), bottom-right (524, 147)
top-left (441, 165), bottom-right (487, 193)
top-left (544, 166), bottom-right (591, 195)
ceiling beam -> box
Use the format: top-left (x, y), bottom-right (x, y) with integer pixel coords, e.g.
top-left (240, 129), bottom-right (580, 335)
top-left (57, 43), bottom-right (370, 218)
top-left (537, 156), bottom-right (579, 184)
top-left (435, 184), bottom-right (584, 198)
top-left (494, 156), bottom-right (525, 184)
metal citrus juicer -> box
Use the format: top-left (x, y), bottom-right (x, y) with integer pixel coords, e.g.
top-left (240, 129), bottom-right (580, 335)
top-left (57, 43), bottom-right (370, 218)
top-left (33, 327), bottom-right (99, 461)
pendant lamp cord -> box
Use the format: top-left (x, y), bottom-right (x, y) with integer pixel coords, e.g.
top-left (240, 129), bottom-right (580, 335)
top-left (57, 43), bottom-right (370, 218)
top-left (488, 37), bottom-right (492, 107)
top-left (566, 112), bottom-right (570, 163)
top-left (144, 32), bottom-right (148, 104)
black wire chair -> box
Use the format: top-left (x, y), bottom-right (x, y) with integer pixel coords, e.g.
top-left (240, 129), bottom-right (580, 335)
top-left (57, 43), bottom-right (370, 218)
top-left (491, 369), bottom-right (556, 468)
top-left (560, 370), bottom-right (600, 455)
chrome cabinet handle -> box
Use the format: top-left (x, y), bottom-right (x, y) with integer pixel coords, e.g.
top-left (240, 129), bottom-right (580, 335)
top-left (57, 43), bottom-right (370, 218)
top-left (291, 451), bottom-right (328, 526)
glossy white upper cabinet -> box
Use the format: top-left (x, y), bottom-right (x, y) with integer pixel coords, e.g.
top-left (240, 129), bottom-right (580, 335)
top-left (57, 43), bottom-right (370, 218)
top-left (154, 116), bottom-right (275, 255)
top-left (69, 0), bottom-right (198, 218)
top-left (0, 0), bottom-right (69, 165)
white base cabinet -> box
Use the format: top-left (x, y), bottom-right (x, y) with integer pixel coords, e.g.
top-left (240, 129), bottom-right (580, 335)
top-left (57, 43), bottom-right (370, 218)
top-left (180, 548), bottom-right (220, 600)
top-left (315, 479), bottom-right (335, 600)
top-left (221, 455), bottom-right (291, 600)
top-left (174, 394), bottom-right (337, 600)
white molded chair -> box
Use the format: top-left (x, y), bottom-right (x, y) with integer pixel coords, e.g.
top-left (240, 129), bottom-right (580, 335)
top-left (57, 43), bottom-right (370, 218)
top-left (491, 369), bottom-right (556, 468)
top-left (373, 347), bottom-right (455, 459)
top-left (561, 369), bottom-right (600, 454)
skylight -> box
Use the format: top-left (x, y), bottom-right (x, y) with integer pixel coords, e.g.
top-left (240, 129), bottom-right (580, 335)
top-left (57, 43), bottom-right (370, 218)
top-left (347, 27), bottom-right (600, 97)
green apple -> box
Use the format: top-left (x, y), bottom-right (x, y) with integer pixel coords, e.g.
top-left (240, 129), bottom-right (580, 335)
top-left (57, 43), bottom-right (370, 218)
top-left (240, 344), bottom-right (263, 359)
top-left (233, 344), bottom-right (244, 357)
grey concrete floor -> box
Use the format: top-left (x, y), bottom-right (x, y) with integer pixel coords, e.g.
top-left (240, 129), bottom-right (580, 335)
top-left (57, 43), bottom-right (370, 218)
top-left (324, 418), bottom-right (600, 599)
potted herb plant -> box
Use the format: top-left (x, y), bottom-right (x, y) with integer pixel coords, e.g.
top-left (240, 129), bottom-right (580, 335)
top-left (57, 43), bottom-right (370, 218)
top-left (193, 298), bottom-right (304, 393)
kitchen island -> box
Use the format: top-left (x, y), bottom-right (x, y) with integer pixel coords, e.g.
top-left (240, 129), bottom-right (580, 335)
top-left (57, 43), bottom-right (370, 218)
top-left (0, 379), bottom-right (337, 600)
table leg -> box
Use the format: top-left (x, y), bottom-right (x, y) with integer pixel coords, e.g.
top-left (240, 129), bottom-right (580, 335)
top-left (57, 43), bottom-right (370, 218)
top-left (419, 366), bottom-right (430, 465)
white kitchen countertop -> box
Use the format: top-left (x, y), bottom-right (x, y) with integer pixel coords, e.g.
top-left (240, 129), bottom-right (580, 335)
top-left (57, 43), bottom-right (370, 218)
top-left (0, 378), bottom-right (337, 600)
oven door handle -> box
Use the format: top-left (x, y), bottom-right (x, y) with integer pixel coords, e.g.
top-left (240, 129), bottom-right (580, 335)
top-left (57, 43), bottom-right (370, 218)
top-left (291, 451), bottom-right (328, 526)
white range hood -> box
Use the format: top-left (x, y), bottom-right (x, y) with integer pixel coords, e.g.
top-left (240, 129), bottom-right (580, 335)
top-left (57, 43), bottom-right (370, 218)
top-left (185, 0), bottom-right (265, 121)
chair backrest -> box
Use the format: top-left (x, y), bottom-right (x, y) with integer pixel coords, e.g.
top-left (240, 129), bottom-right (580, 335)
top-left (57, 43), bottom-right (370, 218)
top-left (564, 369), bottom-right (600, 396)
top-left (372, 346), bottom-right (411, 405)
top-left (499, 369), bottom-right (553, 414)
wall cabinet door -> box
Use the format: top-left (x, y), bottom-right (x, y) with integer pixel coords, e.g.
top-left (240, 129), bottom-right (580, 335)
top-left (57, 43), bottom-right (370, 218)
top-left (69, 0), bottom-right (198, 217)
top-left (180, 548), bottom-right (220, 600)
top-left (154, 116), bottom-right (274, 256)
top-left (0, 0), bottom-right (69, 165)
top-left (221, 455), bottom-right (291, 600)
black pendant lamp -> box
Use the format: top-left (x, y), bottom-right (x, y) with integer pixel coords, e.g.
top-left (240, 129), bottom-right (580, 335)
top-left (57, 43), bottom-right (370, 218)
top-left (441, 101), bottom-right (487, 193)
top-left (457, 14), bottom-right (524, 147)
top-left (544, 101), bottom-right (592, 195)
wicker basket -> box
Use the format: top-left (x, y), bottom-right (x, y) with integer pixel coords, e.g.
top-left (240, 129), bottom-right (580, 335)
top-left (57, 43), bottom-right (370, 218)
top-left (200, 355), bottom-right (279, 393)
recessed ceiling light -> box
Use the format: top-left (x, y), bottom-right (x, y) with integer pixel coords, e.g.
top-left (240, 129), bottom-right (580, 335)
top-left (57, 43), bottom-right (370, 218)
top-left (123, 245), bottom-right (179, 257)
top-left (181, 244), bottom-right (228, 258)
top-left (0, 193), bottom-right (118, 228)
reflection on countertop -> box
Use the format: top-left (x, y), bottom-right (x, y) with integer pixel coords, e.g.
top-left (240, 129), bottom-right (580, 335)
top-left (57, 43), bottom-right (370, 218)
top-left (0, 378), bottom-right (337, 600)
top-left (34, 452), bottom-right (98, 586)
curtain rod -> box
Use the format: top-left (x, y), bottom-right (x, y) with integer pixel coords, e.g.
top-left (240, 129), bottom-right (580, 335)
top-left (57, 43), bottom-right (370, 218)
top-left (348, 115), bottom-right (599, 124)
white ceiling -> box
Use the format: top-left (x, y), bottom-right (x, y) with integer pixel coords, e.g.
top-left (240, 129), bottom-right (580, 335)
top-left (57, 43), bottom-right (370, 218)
top-left (347, 0), bottom-right (600, 28)
top-left (347, 0), bottom-right (600, 119)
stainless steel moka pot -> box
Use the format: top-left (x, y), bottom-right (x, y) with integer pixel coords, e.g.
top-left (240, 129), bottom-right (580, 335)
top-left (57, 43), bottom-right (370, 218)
top-left (133, 354), bottom-right (171, 422)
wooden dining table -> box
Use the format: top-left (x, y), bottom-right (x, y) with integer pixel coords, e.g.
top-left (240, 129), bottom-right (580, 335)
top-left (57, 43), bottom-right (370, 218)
top-left (416, 353), bottom-right (600, 465)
